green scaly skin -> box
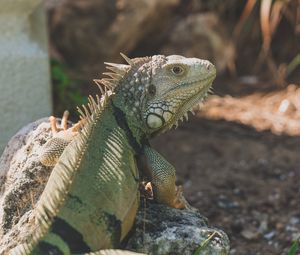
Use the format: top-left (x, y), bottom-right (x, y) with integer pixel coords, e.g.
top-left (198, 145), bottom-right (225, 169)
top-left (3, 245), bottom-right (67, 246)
top-left (9, 54), bottom-right (216, 255)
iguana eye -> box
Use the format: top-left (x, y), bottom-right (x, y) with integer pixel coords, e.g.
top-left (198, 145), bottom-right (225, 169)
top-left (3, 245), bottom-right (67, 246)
top-left (171, 66), bottom-right (184, 75)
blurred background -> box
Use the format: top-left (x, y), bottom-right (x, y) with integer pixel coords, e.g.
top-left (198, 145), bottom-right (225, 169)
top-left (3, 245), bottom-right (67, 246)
top-left (3, 0), bottom-right (300, 254)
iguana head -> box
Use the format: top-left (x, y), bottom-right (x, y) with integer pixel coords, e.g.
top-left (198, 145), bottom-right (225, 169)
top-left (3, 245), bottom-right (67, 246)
top-left (101, 54), bottom-right (216, 137)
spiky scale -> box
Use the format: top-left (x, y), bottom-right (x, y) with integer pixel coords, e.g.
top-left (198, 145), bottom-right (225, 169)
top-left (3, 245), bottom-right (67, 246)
top-left (104, 63), bottom-right (129, 75)
top-left (120, 53), bottom-right (133, 66)
top-left (100, 79), bottom-right (115, 90)
top-left (94, 79), bottom-right (106, 94)
top-left (103, 72), bottom-right (122, 80)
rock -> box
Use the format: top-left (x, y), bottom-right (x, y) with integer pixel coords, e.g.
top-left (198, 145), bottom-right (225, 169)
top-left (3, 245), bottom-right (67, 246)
top-left (47, 2), bottom-right (235, 79)
top-left (160, 13), bottom-right (235, 75)
top-left (0, 118), bottom-right (52, 253)
top-left (0, 119), bottom-right (230, 254)
top-left (241, 228), bottom-right (261, 240)
top-left (127, 203), bottom-right (230, 255)
top-left (46, 0), bottom-right (180, 78)
top-left (264, 231), bottom-right (276, 240)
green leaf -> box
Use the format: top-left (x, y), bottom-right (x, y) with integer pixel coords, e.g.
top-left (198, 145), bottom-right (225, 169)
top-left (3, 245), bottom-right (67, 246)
top-left (286, 53), bottom-right (300, 77)
top-left (193, 231), bottom-right (217, 255)
top-left (288, 237), bottom-right (300, 255)
top-left (50, 59), bottom-right (86, 118)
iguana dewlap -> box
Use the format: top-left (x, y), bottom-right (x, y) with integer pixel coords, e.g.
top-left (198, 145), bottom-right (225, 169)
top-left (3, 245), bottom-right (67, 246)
top-left (10, 54), bottom-right (216, 255)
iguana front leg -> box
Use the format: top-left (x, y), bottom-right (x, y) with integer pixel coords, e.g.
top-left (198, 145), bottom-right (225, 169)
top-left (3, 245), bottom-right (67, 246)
top-left (139, 146), bottom-right (189, 209)
top-left (39, 111), bottom-right (84, 166)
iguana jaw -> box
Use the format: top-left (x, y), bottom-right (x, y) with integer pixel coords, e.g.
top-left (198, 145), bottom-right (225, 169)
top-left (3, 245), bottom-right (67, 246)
top-left (170, 75), bottom-right (215, 127)
top-left (156, 73), bottom-right (215, 134)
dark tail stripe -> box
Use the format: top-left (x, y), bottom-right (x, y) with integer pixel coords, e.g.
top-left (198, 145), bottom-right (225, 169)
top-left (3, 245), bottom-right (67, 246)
top-left (37, 241), bottom-right (63, 255)
top-left (51, 217), bottom-right (91, 253)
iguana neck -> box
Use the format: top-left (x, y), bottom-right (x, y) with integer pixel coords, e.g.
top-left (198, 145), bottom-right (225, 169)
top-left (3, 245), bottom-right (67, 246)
top-left (111, 93), bottom-right (149, 148)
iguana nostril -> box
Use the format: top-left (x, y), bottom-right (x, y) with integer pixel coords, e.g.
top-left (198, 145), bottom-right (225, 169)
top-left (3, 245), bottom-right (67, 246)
top-left (206, 63), bottom-right (214, 71)
top-left (206, 63), bottom-right (216, 75)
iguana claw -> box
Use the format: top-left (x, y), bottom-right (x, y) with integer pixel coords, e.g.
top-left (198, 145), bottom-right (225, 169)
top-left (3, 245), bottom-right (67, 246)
top-left (40, 111), bottom-right (84, 166)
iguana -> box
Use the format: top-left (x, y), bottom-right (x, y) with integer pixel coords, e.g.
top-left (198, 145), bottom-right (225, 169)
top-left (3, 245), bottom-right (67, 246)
top-left (9, 54), bottom-right (216, 255)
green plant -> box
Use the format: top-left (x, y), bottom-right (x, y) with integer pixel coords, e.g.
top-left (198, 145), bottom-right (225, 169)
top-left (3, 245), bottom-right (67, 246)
top-left (193, 231), bottom-right (217, 255)
top-left (288, 237), bottom-right (300, 255)
top-left (51, 60), bottom-right (86, 120)
top-left (286, 53), bottom-right (300, 77)
top-left (234, 0), bottom-right (299, 85)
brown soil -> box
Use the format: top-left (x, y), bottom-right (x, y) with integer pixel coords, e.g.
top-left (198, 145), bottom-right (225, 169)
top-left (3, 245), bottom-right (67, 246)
top-left (152, 84), bottom-right (300, 255)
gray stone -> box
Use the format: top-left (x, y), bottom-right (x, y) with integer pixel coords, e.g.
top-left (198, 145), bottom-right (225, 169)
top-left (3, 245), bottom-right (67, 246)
top-left (0, 118), bottom-right (51, 253)
top-left (127, 203), bottom-right (229, 255)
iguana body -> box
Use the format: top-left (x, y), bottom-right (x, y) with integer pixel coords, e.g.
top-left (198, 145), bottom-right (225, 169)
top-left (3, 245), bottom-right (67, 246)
top-left (10, 54), bottom-right (216, 255)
